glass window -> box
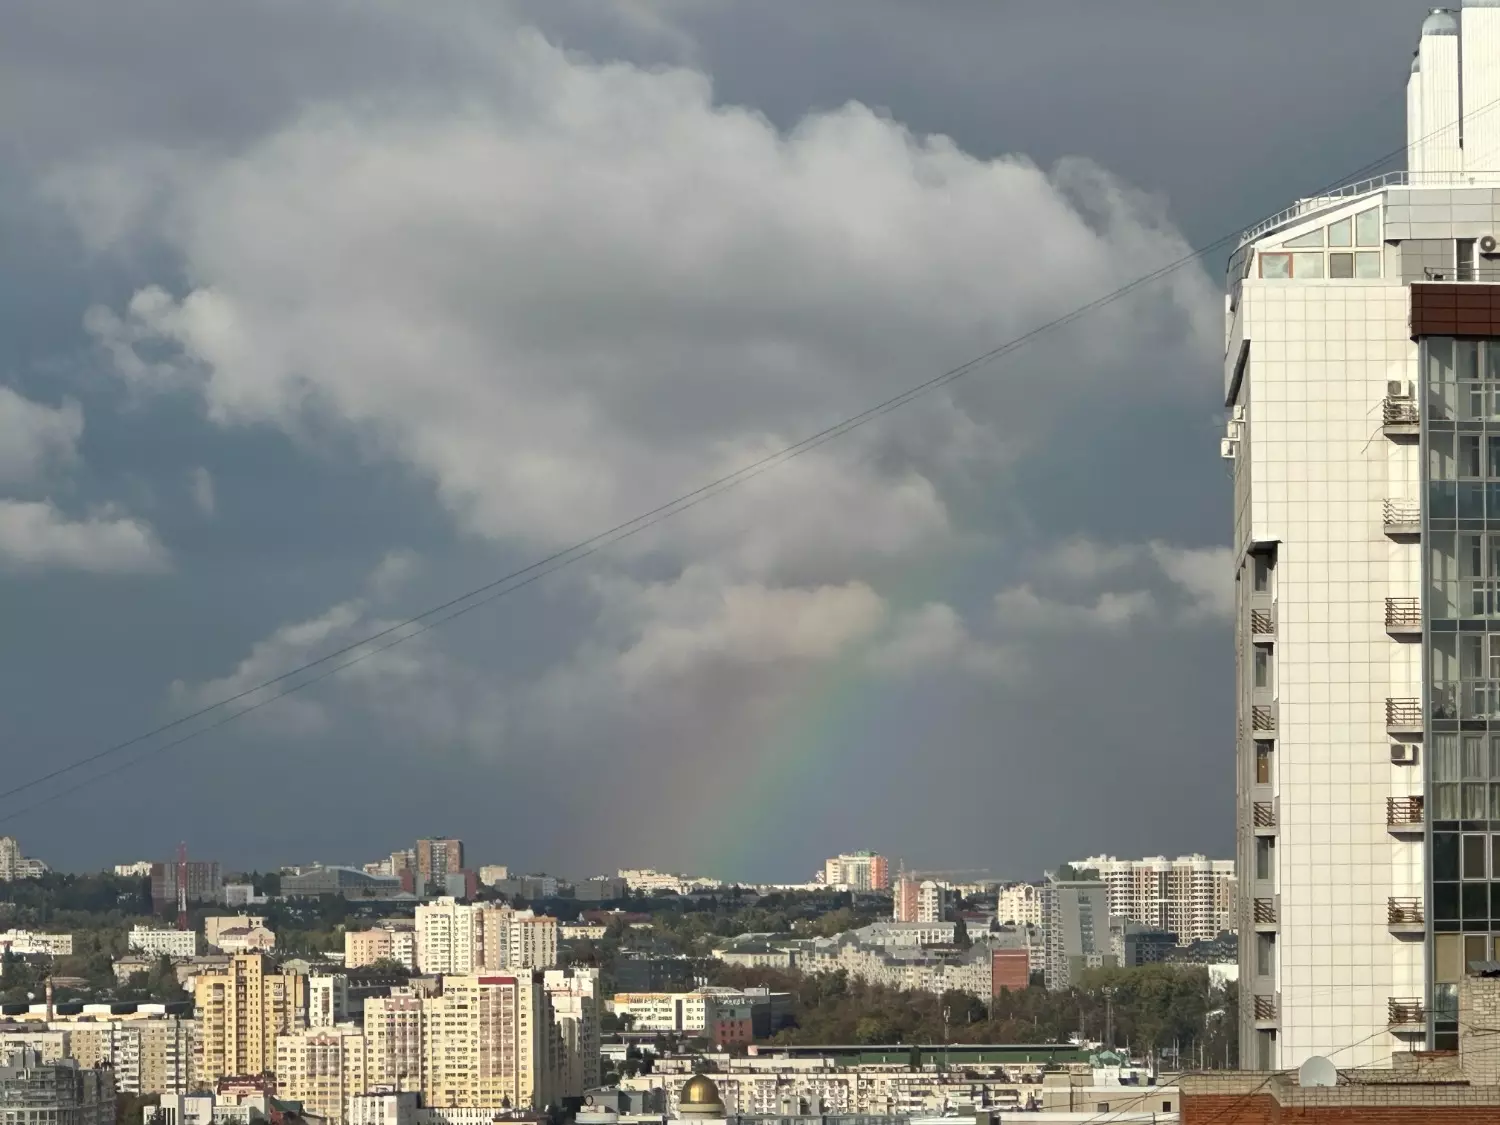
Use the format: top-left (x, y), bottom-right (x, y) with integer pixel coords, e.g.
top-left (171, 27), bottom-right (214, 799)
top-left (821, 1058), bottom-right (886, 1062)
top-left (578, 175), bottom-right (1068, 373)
top-left (1466, 734), bottom-right (1488, 777)
top-left (1432, 432), bottom-right (1457, 481)
top-left (1329, 253), bottom-right (1354, 279)
top-left (1463, 435), bottom-right (1484, 478)
top-left (1255, 741), bottom-right (1273, 784)
top-left (1467, 783), bottom-right (1490, 819)
top-left (1436, 880), bottom-right (1460, 920)
top-left (1436, 783), bottom-right (1461, 820)
top-left (1436, 735), bottom-right (1461, 781)
top-left (1256, 932), bottom-right (1276, 977)
top-left (1292, 252), bottom-right (1324, 279)
top-left (1260, 254), bottom-right (1291, 279)
top-left (1460, 339), bottom-right (1482, 381)
top-left (1460, 238), bottom-right (1478, 279)
top-left (1255, 837), bottom-right (1274, 881)
top-left (1465, 834), bottom-right (1488, 878)
top-left (1254, 647), bottom-right (1271, 690)
top-left (1466, 882), bottom-right (1489, 920)
top-left (1354, 251), bottom-right (1382, 278)
top-left (1468, 933), bottom-right (1491, 966)
top-left (1356, 208), bottom-right (1381, 247)
top-left (1328, 217), bottom-right (1353, 247)
top-left (1461, 482), bottom-right (1486, 520)
top-left (1284, 229), bottom-right (1323, 249)
top-left (1253, 555), bottom-right (1271, 593)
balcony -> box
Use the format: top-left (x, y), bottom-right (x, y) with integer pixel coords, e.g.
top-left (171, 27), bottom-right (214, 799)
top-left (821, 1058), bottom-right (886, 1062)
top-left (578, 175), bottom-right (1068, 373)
top-left (1388, 997), bottom-right (1426, 1032)
top-left (1252, 800), bottom-right (1278, 832)
top-left (1250, 608), bottom-right (1275, 639)
top-left (1382, 398), bottom-right (1420, 438)
top-left (1387, 796), bottom-right (1425, 835)
top-left (1252, 897), bottom-right (1277, 929)
top-left (1252, 704), bottom-right (1277, 734)
top-left (1386, 698), bottom-right (1422, 735)
top-left (1253, 995), bottom-right (1278, 1026)
top-left (1385, 597), bottom-right (1422, 639)
top-left (1383, 499), bottom-right (1421, 538)
top-left (1387, 897), bottom-right (1424, 935)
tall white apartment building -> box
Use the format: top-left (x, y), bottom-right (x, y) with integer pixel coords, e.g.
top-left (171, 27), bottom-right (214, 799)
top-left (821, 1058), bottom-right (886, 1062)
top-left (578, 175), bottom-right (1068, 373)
top-left (415, 900), bottom-right (559, 974)
top-left (422, 974), bottom-right (554, 1110)
top-left (1227, 2), bottom-right (1500, 1068)
top-left (821, 853), bottom-right (890, 891)
top-left (543, 967), bottom-right (600, 1098)
top-left (915, 881), bottom-right (946, 924)
top-left (307, 974), bottom-right (349, 1027)
top-left (1070, 855), bottom-right (1236, 943)
top-left (995, 883), bottom-right (1042, 926)
top-left (508, 915), bottom-right (559, 970)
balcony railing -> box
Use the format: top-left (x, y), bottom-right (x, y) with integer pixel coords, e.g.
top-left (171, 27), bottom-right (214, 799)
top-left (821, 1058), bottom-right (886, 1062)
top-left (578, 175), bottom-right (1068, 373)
top-left (1388, 997), bottom-right (1426, 1027)
top-left (1388, 796), bottom-right (1425, 830)
top-left (1253, 898), bottom-right (1277, 926)
top-left (1251, 608), bottom-right (1275, 636)
top-left (1383, 499), bottom-right (1421, 532)
top-left (1385, 597), bottom-right (1422, 634)
top-left (1382, 399), bottom-right (1421, 428)
top-left (1252, 801), bottom-right (1277, 829)
top-left (1387, 898), bottom-right (1424, 928)
top-left (1253, 995), bottom-right (1277, 1022)
top-left (1386, 698), bottom-right (1422, 730)
top-left (1252, 705), bottom-right (1277, 733)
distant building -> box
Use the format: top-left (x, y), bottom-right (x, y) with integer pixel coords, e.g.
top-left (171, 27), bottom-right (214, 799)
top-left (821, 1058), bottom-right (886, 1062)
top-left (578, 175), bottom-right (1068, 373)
top-left (1070, 854), bottom-right (1236, 946)
top-left (345, 923), bottom-right (417, 971)
top-left (275, 1025), bottom-right (366, 1125)
top-left (996, 882), bottom-right (1042, 926)
top-left (891, 877), bottom-right (918, 923)
top-left (129, 927), bottom-right (197, 960)
top-left (192, 953), bottom-right (308, 1084)
top-left (0, 839), bottom-right (47, 883)
top-left (573, 876), bottom-right (627, 902)
top-left (213, 925), bottom-right (276, 955)
top-left (280, 866), bottom-right (402, 898)
top-left (477, 865), bottom-right (509, 887)
top-left (220, 884), bottom-right (269, 909)
top-left (613, 954), bottom-right (695, 993)
top-left (203, 916), bottom-right (267, 949)
top-left (415, 838), bottom-right (464, 897)
top-left (916, 881), bottom-right (946, 924)
top-left (545, 967), bottom-right (601, 1097)
top-left (0, 931), bottom-right (73, 957)
top-left (0, 1048), bottom-right (113, 1125)
top-left (150, 860), bottom-right (222, 913)
top-left (114, 861), bottom-right (154, 879)
top-left (712, 940), bottom-right (795, 970)
top-left (1041, 877), bottom-right (1115, 990)
top-left (821, 853), bottom-right (890, 892)
top-left (990, 947), bottom-right (1030, 993)
top-left (1112, 921), bottom-right (1179, 967)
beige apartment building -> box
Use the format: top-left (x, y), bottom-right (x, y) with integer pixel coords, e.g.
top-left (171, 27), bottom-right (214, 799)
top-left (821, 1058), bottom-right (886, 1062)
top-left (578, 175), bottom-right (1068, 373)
top-left (415, 900), bottom-right (559, 975)
top-left (363, 994), bottom-right (426, 1092)
top-left (275, 1026), bottom-right (367, 1125)
top-left (193, 953), bottom-right (308, 1084)
top-left (543, 967), bottom-right (600, 1099)
top-left (344, 924), bottom-right (417, 971)
top-left (421, 975), bottom-right (553, 1110)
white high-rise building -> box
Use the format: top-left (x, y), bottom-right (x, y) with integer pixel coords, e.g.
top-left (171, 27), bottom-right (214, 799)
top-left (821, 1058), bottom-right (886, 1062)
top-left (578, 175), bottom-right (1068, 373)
top-left (1070, 855), bottom-right (1236, 944)
top-left (915, 880), bottom-right (947, 924)
top-left (996, 882), bottom-right (1042, 927)
top-left (1227, 2), bottom-right (1500, 1069)
top-left (543, 967), bottom-right (600, 1098)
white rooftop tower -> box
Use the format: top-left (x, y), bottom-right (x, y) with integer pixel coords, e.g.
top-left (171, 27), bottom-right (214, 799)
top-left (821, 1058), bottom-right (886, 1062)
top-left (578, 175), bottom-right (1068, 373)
top-left (1229, 3), bottom-right (1500, 1071)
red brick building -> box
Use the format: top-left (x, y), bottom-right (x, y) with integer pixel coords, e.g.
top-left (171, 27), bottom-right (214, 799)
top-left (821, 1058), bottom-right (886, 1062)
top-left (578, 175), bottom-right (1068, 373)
top-left (991, 948), bottom-right (1030, 994)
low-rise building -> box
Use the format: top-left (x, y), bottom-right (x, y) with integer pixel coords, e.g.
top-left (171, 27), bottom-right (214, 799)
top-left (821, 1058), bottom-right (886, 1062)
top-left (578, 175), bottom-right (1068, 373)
top-left (0, 931), bottom-right (72, 957)
top-left (114, 862), bottom-right (154, 879)
top-left (345, 923), bottom-right (418, 971)
top-left (212, 924), bottom-right (276, 954)
top-left (0, 1049), bottom-right (113, 1125)
top-left (203, 916), bottom-right (267, 949)
top-left (129, 927), bottom-right (198, 960)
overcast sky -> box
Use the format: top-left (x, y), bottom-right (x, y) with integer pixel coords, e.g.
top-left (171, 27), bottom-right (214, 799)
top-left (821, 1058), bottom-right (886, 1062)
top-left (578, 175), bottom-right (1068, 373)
top-left (0, 0), bottom-right (1425, 882)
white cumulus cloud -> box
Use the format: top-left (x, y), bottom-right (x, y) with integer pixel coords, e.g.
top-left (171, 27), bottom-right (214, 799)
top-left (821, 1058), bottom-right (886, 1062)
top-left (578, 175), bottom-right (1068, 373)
top-left (0, 500), bottom-right (168, 574)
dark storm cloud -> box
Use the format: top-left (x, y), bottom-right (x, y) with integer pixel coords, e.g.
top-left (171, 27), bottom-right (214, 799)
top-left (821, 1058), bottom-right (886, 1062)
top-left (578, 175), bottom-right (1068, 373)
top-left (0, 0), bottom-right (1428, 880)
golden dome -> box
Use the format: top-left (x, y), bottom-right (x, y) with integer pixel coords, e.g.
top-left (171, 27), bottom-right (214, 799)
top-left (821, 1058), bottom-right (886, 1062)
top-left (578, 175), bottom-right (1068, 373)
top-left (679, 1075), bottom-right (724, 1110)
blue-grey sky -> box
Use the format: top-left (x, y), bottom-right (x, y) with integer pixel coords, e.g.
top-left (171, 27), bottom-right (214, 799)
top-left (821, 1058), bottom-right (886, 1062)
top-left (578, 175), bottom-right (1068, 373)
top-left (0, 0), bottom-right (1423, 881)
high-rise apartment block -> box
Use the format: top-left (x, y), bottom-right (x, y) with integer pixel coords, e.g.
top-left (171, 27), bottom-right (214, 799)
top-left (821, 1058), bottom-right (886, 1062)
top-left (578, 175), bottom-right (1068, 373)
top-left (363, 993), bottom-right (426, 1093)
top-left (1040, 877), bottom-right (1113, 991)
top-left (275, 1026), bottom-right (366, 1125)
top-left (192, 953), bottom-right (307, 1084)
top-left (0, 1049), bottom-right (113, 1125)
top-left (421, 974), bottom-right (554, 1110)
top-left (543, 967), bottom-right (601, 1099)
top-left (1070, 855), bottom-right (1236, 944)
top-left (415, 838), bottom-right (463, 896)
top-left (414, 899), bottom-right (558, 975)
top-left (996, 882), bottom-right (1042, 927)
top-left (916, 880), bottom-right (947, 924)
top-left (61, 1018), bottom-right (197, 1095)
top-left (821, 853), bottom-right (890, 891)
top-left (1226, 2), bottom-right (1500, 1068)
top-left (150, 860), bottom-right (221, 913)
top-left (0, 839), bottom-right (47, 882)
top-left (892, 877), bottom-right (919, 922)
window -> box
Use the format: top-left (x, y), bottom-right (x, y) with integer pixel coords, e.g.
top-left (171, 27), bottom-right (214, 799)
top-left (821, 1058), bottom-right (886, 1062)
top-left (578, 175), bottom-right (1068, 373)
top-left (1292, 252), bottom-right (1324, 278)
top-left (1256, 932), bottom-right (1276, 977)
top-left (1464, 834), bottom-right (1488, 879)
top-left (1256, 1031), bottom-right (1275, 1070)
top-left (1284, 229), bottom-right (1323, 249)
top-left (1464, 435), bottom-right (1484, 478)
top-left (1330, 252), bottom-right (1353, 279)
top-left (1252, 554), bottom-right (1271, 593)
top-left (1255, 741), bottom-right (1274, 785)
top-left (1460, 238), bottom-right (1478, 280)
top-left (1259, 253), bottom-right (1291, 278)
top-left (1355, 207), bottom-right (1381, 247)
top-left (1328, 217), bottom-right (1353, 247)
top-left (1255, 837), bottom-right (1275, 882)
top-left (1254, 646), bottom-right (1272, 690)
top-left (1355, 251), bottom-right (1382, 278)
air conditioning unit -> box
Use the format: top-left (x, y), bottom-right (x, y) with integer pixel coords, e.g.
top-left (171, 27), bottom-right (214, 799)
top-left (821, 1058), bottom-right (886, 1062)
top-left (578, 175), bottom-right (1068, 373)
top-left (1481, 233), bottom-right (1500, 256)
top-left (1232, 405), bottom-right (1246, 422)
top-left (1391, 743), bottom-right (1418, 765)
top-left (1220, 438), bottom-right (1237, 460)
top-left (1387, 379), bottom-right (1413, 399)
top-left (1228, 420), bottom-right (1246, 442)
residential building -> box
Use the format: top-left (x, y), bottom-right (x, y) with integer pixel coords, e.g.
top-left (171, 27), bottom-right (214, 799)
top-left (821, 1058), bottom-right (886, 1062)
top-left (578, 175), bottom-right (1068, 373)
top-left (990, 947), bottom-right (1030, 993)
top-left (204, 916), bottom-right (267, 949)
top-left (915, 880), bottom-right (946, 924)
top-left (1071, 854), bottom-right (1236, 945)
top-left (129, 927), bottom-right (197, 960)
top-left (415, 839), bottom-right (464, 897)
top-left (137, 1017), bottom-right (197, 1094)
top-left (415, 898), bottom-right (481, 975)
top-left (820, 853), bottom-right (890, 892)
top-left (891, 877), bottom-right (919, 923)
top-left (308, 973), bottom-right (349, 1027)
top-left (1216, 3), bottom-right (1500, 1069)
top-left (1040, 877), bottom-right (1114, 991)
top-left (275, 1026), bottom-right (366, 1125)
top-left (616, 869), bottom-right (720, 895)
top-left (0, 1049), bottom-right (113, 1125)
top-left (212, 925), bottom-right (276, 955)
top-left (0, 931), bottom-right (73, 957)
top-left (476, 865), bottom-right (509, 887)
top-left (363, 993), bottom-right (426, 1092)
top-left (508, 914), bottom-right (559, 970)
top-left (221, 885), bottom-right (268, 909)
top-left (114, 862), bottom-right (153, 879)
top-left (346, 924), bottom-right (417, 971)
top-left (995, 883), bottom-right (1041, 926)
top-left (150, 860), bottom-right (222, 912)
top-left (794, 938), bottom-right (995, 1000)
top-left (0, 839), bottom-right (47, 883)
top-left (711, 940), bottom-right (795, 970)
top-left (544, 967), bottom-right (600, 1098)
top-left (1111, 921), bottom-right (1179, 968)
top-left (191, 953), bottom-right (308, 1084)
top-left (559, 922), bottom-right (608, 942)
top-left (421, 974), bottom-right (552, 1110)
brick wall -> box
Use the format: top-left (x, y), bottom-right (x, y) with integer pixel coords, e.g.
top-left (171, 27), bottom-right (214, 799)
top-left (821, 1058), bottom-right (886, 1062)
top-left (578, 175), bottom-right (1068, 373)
top-left (1183, 1096), bottom-right (1500, 1124)
top-left (1461, 975), bottom-right (1500, 1086)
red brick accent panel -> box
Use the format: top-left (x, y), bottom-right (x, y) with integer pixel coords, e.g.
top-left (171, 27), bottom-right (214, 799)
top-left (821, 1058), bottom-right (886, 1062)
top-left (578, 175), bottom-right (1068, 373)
top-left (1410, 283), bottom-right (1500, 338)
top-left (1184, 1093), bottom-right (1500, 1124)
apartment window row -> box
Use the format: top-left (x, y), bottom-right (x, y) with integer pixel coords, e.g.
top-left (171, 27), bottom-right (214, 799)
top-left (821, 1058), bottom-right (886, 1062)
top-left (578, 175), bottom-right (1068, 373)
top-left (1257, 208), bottom-right (1383, 280)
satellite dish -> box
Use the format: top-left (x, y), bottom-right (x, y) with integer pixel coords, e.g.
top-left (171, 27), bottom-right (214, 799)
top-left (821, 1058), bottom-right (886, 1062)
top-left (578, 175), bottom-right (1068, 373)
top-left (1299, 1056), bottom-right (1338, 1087)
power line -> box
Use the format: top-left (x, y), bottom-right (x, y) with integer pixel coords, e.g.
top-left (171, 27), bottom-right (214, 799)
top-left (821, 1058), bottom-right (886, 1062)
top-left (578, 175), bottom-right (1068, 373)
top-left (0, 90), bottom-right (1490, 821)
